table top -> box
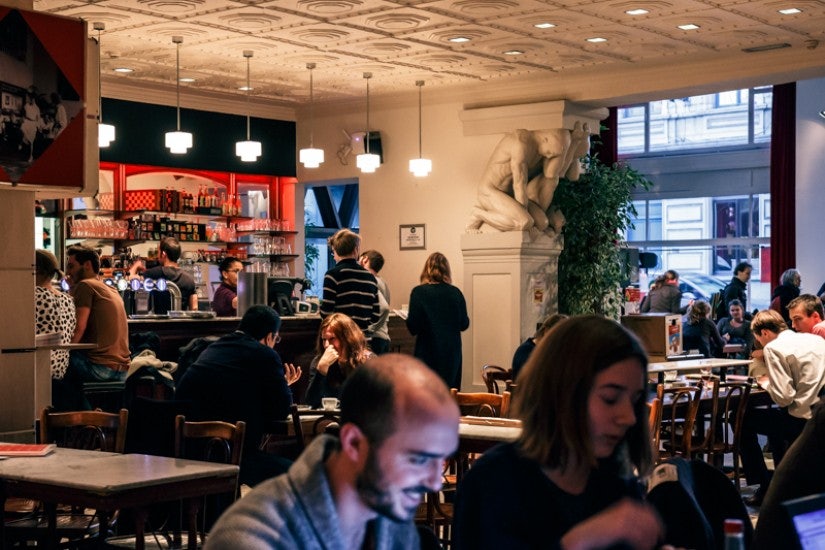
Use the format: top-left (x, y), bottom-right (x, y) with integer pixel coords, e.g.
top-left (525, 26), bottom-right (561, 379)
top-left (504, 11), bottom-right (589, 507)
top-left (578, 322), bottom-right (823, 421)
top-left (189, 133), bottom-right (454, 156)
top-left (458, 417), bottom-right (522, 443)
top-left (649, 357), bottom-right (752, 373)
top-left (0, 447), bottom-right (238, 494)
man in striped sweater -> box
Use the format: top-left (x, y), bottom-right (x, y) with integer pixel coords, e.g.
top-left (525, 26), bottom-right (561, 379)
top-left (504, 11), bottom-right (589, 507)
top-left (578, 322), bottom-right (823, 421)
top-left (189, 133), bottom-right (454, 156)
top-left (320, 229), bottom-right (379, 331)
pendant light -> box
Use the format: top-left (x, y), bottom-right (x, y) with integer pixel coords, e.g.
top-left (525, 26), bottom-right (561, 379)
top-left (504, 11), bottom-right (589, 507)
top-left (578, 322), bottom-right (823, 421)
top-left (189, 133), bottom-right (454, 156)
top-left (356, 72), bottom-right (380, 173)
top-left (93, 22), bottom-right (115, 148)
top-left (165, 36), bottom-right (193, 154)
top-left (299, 63), bottom-right (324, 168)
top-left (235, 50), bottom-right (262, 162)
top-left (409, 80), bottom-right (432, 177)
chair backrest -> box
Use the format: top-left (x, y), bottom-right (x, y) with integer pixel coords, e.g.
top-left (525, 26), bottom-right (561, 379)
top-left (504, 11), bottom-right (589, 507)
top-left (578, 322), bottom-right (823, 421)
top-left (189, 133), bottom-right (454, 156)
top-left (124, 397), bottom-right (192, 456)
top-left (715, 379), bottom-right (752, 450)
top-left (480, 365), bottom-right (512, 394)
top-left (259, 404), bottom-right (305, 461)
top-left (649, 383), bottom-right (665, 456)
top-left (40, 406), bottom-right (128, 453)
top-left (174, 415), bottom-right (246, 466)
top-left (661, 382), bottom-right (704, 456)
top-left (450, 389), bottom-right (511, 418)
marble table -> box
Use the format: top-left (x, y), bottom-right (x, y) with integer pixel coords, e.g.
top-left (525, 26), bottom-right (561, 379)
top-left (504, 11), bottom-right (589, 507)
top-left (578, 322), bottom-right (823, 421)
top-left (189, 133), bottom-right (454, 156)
top-left (0, 447), bottom-right (238, 550)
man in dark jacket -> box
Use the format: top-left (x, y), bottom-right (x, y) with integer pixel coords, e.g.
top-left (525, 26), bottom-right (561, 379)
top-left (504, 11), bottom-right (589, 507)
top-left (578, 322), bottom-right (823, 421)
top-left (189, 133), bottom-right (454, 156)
top-left (723, 261), bottom-right (752, 313)
top-left (176, 305), bottom-right (301, 486)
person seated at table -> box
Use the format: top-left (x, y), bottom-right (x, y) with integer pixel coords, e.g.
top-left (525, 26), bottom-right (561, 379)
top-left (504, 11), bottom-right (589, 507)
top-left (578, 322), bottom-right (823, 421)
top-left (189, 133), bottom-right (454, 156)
top-left (128, 236), bottom-right (197, 310)
top-left (787, 294), bottom-right (825, 338)
top-left (305, 313), bottom-right (373, 408)
top-left (34, 249), bottom-right (78, 411)
top-left (204, 353), bottom-right (460, 550)
top-left (63, 245), bottom-right (131, 399)
top-left (752, 396), bottom-right (825, 549)
top-left (716, 299), bottom-right (753, 359)
top-left (212, 256), bottom-right (243, 317)
top-left (453, 315), bottom-right (664, 550)
top-left (511, 313), bottom-right (568, 380)
top-left (740, 309), bottom-right (825, 506)
top-left (682, 300), bottom-right (725, 358)
top-left (640, 270), bottom-right (682, 314)
top-left (176, 305), bottom-right (301, 487)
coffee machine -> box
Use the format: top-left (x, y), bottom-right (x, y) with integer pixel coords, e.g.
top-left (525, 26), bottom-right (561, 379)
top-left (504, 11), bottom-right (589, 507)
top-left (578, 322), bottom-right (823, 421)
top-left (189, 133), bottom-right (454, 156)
top-left (267, 277), bottom-right (311, 317)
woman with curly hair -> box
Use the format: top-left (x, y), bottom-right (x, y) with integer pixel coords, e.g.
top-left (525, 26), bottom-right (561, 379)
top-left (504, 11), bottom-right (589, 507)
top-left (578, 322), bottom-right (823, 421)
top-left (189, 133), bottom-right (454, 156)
top-left (406, 252), bottom-right (469, 389)
top-left (305, 313), bottom-right (373, 408)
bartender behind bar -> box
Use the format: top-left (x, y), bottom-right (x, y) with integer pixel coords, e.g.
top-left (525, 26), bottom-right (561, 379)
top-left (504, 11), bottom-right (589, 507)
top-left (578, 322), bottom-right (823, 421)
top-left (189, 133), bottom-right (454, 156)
top-left (128, 236), bottom-right (197, 310)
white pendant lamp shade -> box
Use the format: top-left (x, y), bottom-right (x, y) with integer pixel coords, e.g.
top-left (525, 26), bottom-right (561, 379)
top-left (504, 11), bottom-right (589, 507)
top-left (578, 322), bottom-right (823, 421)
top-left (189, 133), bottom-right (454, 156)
top-left (236, 140), bottom-right (262, 162)
top-left (94, 22), bottom-right (116, 148)
top-left (299, 63), bottom-right (324, 168)
top-left (236, 50), bottom-right (261, 162)
top-left (299, 147), bottom-right (324, 168)
top-left (409, 80), bottom-right (431, 177)
top-left (98, 123), bottom-right (116, 147)
top-left (165, 130), bottom-right (192, 154)
top-left (409, 157), bottom-right (432, 177)
top-left (356, 152), bottom-right (381, 173)
top-left (357, 72), bottom-right (380, 174)
top-left (166, 36), bottom-right (192, 154)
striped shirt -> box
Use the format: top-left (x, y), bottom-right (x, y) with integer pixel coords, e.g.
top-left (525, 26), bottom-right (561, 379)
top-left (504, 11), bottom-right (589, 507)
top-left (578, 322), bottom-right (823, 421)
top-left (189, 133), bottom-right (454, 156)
top-left (320, 258), bottom-right (380, 330)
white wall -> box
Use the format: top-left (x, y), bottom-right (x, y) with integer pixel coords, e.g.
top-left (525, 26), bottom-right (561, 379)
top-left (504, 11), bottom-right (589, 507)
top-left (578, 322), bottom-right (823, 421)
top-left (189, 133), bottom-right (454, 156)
top-left (795, 77), bottom-right (825, 293)
top-left (298, 95), bottom-right (501, 311)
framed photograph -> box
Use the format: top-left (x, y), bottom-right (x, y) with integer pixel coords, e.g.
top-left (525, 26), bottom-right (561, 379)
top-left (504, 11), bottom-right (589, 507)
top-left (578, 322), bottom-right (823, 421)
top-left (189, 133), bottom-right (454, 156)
top-left (399, 224), bottom-right (426, 250)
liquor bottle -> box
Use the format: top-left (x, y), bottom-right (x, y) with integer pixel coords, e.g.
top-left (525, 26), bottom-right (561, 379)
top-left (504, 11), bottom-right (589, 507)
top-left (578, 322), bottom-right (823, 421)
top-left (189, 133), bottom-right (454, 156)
top-left (723, 519), bottom-right (745, 550)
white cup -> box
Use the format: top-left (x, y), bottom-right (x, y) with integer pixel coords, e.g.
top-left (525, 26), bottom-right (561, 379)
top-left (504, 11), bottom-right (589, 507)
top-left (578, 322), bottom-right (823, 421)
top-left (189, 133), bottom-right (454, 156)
top-left (322, 397), bottom-right (339, 411)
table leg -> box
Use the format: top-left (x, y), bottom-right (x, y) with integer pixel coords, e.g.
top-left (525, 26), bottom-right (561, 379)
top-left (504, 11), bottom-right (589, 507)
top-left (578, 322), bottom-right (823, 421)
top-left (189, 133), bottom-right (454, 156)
top-left (0, 487), bottom-right (6, 550)
top-left (132, 508), bottom-right (148, 550)
top-left (45, 502), bottom-right (57, 550)
top-left (186, 498), bottom-right (202, 550)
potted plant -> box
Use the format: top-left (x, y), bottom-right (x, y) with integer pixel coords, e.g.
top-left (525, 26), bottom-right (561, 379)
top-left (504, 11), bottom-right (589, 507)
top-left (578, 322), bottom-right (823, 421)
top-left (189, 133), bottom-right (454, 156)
top-left (553, 155), bottom-right (652, 318)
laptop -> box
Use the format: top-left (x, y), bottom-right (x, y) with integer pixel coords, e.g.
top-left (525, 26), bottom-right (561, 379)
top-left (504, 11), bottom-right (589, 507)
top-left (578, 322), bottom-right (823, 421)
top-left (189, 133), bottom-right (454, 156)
top-left (783, 493), bottom-right (825, 550)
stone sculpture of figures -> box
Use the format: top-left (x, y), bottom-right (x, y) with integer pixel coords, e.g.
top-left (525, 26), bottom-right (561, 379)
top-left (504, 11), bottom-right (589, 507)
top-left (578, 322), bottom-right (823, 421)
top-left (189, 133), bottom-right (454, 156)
top-left (466, 121), bottom-right (591, 234)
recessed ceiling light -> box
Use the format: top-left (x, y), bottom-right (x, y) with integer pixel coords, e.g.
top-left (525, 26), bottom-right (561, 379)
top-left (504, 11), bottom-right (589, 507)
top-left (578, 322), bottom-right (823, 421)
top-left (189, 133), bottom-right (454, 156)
top-left (586, 37), bottom-right (607, 43)
top-left (626, 9), bottom-right (649, 16)
top-left (779, 8), bottom-right (802, 15)
top-left (534, 22), bottom-right (556, 29)
top-left (113, 67), bottom-right (133, 73)
top-left (449, 36), bottom-right (471, 43)
top-left (503, 49), bottom-right (524, 55)
top-left (238, 85), bottom-right (253, 91)
top-left (678, 23), bottom-right (700, 30)
top-left (179, 77), bottom-right (196, 83)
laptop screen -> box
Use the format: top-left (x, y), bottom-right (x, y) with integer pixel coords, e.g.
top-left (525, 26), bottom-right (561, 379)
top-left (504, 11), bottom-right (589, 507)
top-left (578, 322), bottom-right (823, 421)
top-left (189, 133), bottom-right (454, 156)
top-left (783, 493), bottom-right (825, 550)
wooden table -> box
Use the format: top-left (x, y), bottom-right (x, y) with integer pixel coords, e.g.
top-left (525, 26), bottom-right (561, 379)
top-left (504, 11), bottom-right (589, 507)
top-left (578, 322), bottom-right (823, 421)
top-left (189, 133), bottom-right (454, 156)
top-left (457, 417), bottom-right (521, 454)
top-left (0, 447), bottom-right (239, 550)
top-left (649, 358), bottom-right (752, 384)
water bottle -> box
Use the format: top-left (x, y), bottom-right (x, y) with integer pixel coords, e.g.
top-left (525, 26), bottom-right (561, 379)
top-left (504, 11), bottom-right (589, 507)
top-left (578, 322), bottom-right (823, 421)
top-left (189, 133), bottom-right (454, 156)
top-left (723, 519), bottom-right (746, 550)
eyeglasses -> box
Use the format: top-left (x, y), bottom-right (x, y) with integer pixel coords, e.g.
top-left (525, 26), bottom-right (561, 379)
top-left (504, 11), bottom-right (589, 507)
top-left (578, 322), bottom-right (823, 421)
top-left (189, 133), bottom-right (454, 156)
top-left (273, 333), bottom-right (282, 344)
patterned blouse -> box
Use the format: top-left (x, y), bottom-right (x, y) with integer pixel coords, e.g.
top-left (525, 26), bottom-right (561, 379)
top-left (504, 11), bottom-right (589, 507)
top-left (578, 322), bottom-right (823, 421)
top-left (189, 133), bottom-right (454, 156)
top-left (35, 286), bottom-right (77, 379)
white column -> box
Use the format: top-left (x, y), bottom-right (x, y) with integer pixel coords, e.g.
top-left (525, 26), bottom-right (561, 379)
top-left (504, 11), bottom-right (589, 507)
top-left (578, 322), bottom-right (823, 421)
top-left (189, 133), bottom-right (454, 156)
top-left (460, 231), bottom-right (561, 391)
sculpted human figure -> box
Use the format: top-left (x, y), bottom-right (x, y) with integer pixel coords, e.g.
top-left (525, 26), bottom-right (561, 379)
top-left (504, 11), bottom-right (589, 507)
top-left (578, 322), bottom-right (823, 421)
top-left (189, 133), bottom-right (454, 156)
top-left (467, 122), bottom-right (591, 234)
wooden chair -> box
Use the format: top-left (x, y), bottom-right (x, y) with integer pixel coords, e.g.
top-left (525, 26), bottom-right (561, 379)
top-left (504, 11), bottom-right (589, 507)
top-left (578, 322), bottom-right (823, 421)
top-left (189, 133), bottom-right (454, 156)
top-left (659, 382), bottom-right (705, 460)
top-left (699, 379), bottom-right (752, 491)
top-left (648, 383), bottom-right (664, 460)
top-left (260, 404), bottom-right (306, 461)
top-left (480, 364), bottom-right (512, 394)
top-left (450, 389), bottom-right (511, 418)
top-left (172, 415), bottom-right (246, 548)
top-left (4, 407), bottom-right (128, 548)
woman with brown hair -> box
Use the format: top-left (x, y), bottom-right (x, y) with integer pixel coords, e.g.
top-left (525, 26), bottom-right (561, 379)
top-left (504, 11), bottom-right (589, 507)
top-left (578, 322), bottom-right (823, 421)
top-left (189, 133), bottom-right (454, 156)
top-left (406, 252), bottom-right (469, 389)
top-left (304, 313), bottom-right (373, 408)
top-left (682, 300), bottom-right (725, 358)
top-left (454, 315), bottom-right (662, 549)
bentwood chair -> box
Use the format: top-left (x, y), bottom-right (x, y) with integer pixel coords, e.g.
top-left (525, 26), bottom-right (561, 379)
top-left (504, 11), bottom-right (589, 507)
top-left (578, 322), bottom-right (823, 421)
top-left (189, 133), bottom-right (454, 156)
top-left (481, 364), bottom-right (512, 394)
top-left (259, 404), bottom-right (306, 461)
top-left (700, 379), bottom-right (752, 491)
top-left (450, 389), bottom-right (511, 418)
top-left (659, 382), bottom-right (705, 460)
top-left (165, 416), bottom-right (246, 548)
top-left (648, 383), bottom-right (664, 460)
top-left (4, 407), bottom-right (129, 548)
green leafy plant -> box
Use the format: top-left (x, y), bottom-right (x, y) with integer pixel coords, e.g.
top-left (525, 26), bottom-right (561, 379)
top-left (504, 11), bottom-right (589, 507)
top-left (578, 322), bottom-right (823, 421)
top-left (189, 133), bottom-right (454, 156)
top-left (553, 156), bottom-right (652, 318)
top-left (304, 215), bottom-right (320, 281)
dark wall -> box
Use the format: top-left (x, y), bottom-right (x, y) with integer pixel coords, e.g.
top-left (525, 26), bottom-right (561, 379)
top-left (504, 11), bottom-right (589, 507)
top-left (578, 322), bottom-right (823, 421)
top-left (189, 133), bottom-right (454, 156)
top-left (99, 98), bottom-right (296, 176)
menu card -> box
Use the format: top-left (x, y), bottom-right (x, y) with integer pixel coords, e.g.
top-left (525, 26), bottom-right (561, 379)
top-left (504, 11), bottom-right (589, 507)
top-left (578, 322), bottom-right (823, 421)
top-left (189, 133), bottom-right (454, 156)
top-left (0, 443), bottom-right (57, 457)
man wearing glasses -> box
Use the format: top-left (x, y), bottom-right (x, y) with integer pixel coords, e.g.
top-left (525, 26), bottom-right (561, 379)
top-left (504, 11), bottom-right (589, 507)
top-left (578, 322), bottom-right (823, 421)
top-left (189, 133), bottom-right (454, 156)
top-left (177, 305), bottom-right (302, 486)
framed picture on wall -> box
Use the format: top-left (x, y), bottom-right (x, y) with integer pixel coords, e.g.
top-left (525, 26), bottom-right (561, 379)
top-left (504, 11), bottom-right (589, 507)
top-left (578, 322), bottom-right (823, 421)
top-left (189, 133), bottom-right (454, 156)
top-left (399, 224), bottom-right (425, 250)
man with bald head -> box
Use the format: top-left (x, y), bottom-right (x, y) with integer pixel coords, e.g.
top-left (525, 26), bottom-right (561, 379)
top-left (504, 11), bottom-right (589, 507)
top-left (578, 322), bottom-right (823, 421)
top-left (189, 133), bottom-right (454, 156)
top-left (205, 353), bottom-right (460, 549)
